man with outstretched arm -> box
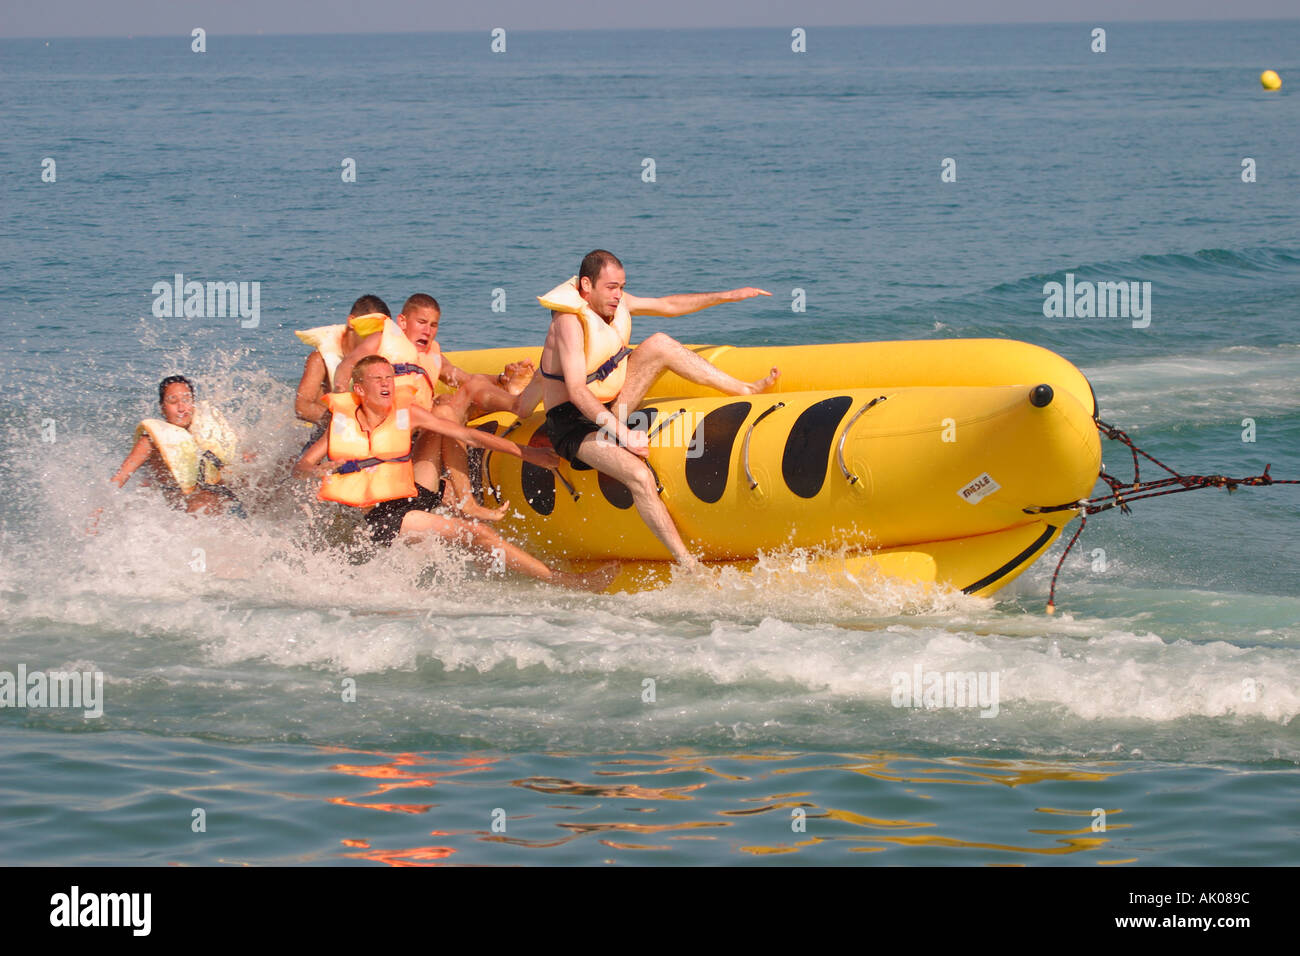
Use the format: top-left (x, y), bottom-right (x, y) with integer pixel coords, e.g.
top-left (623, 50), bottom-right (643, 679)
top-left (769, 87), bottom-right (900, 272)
top-left (537, 249), bottom-right (780, 569)
top-left (294, 355), bottom-right (616, 591)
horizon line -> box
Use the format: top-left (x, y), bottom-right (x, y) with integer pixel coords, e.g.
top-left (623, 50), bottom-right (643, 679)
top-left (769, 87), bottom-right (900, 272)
top-left (4, 17), bottom-right (1299, 41)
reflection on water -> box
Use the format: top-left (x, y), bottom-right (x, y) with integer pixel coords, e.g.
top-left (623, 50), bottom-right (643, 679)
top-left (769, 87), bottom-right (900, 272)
top-left (324, 751), bottom-right (500, 816)
top-left (514, 776), bottom-right (706, 800)
top-left (315, 750), bottom-right (1137, 866)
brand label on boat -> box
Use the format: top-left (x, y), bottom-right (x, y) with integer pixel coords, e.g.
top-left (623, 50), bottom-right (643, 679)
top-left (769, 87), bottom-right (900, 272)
top-left (958, 472), bottom-right (1000, 504)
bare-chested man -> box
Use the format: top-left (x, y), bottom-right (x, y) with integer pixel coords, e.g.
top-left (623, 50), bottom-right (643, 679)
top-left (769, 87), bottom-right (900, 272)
top-left (538, 250), bottom-right (779, 568)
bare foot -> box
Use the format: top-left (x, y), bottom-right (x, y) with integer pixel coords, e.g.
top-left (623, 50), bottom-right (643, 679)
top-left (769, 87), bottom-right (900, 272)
top-left (455, 497), bottom-right (510, 522)
top-left (552, 561), bottom-right (620, 592)
top-left (500, 360), bottom-right (535, 396)
top-left (742, 367), bottom-right (781, 395)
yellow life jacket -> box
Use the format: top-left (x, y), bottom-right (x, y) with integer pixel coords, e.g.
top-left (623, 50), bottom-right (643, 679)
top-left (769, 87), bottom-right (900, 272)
top-left (374, 318), bottom-right (442, 411)
top-left (538, 276), bottom-right (633, 402)
top-left (294, 313), bottom-right (389, 390)
top-left (136, 403), bottom-right (239, 494)
top-left (318, 391), bottom-right (418, 508)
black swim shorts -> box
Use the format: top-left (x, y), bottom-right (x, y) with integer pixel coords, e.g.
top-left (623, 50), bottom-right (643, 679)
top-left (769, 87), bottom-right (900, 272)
top-left (545, 401), bottom-right (612, 464)
top-left (364, 480), bottom-right (446, 547)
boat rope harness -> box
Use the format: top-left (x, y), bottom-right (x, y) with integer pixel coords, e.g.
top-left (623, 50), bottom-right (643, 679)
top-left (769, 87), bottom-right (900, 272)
top-left (1024, 418), bottom-right (1298, 613)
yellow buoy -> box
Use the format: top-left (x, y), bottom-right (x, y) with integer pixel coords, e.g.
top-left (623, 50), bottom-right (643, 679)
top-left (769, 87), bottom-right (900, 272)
top-left (1260, 70), bottom-right (1282, 90)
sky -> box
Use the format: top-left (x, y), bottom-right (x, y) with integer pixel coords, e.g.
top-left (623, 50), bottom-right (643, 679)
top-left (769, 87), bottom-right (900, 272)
top-left (2, 0), bottom-right (1297, 38)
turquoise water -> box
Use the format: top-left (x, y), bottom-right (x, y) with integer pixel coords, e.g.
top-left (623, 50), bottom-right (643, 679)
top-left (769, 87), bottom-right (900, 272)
top-left (1, 23), bottom-right (1298, 866)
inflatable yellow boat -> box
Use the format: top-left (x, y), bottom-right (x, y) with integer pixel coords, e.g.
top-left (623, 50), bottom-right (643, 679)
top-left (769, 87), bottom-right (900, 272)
top-left (444, 340), bottom-right (1101, 596)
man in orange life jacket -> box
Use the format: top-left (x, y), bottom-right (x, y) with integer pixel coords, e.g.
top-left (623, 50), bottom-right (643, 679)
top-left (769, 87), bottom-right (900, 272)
top-left (334, 294), bottom-right (539, 520)
top-left (538, 250), bottom-right (780, 569)
top-left (294, 355), bottom-right (615, 590)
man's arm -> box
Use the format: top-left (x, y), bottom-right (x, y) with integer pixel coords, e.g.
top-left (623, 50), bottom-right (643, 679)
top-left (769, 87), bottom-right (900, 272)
top-left (294, 352), bottom-right (330, 423)
top-left (292, 433), bottom-right (333, 480)
top-left (332, 332), bottom-right (383, 391)
top-left (623, 287), bottom-right (771, 318)
top-left (408, 406), bottom-right (560, 469)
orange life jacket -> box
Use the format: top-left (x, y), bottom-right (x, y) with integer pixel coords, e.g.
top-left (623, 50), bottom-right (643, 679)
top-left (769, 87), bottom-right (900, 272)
top-left (318, 391), bottom-right (418, 507)
top-left (377, 318), bottom-right (441, 411)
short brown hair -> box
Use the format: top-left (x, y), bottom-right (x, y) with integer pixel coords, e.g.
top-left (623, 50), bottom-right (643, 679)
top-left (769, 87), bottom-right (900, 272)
top-left (401, 293), bottom-right (440, 315)
top-left (352, 354), bottom-right (393, 387)
top-left (579, 250), bottom-right (623, 288)
top-left (349, 294), bottom-right (390, 318)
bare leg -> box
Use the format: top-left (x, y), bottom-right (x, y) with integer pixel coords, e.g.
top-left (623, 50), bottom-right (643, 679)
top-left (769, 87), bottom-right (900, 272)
top-left (441, 432), bottom-right (508, 521)
top-left (613, 332), bottom-right (780, 421)
top-left (575, 430), bottom-right (699, 569)
top-left (460, 362), bottom-right (535, 419)
top-left (411, 429), bottom-right (444, 491)
top-left (433, 389), bottom-right (474, 423)
top-left (423, 395), bottom-right (506, 520)
top-left (410, 395), bottom-right (474, 490)
top-left (398, 509), bottom-right (616, 590)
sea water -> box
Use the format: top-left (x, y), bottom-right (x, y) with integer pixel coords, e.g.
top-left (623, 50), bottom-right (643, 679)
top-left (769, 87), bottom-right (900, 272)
top-left (0, 22), bottom-right (1297, 865)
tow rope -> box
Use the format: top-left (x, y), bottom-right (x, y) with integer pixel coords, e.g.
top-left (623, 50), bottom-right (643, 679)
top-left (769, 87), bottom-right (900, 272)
top-left (1024, 418), bottom-right (1298, 613)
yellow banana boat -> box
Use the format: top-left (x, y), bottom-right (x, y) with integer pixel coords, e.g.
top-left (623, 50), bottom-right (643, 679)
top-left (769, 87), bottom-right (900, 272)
top-left (443, 340), bottom-right (1101, 596)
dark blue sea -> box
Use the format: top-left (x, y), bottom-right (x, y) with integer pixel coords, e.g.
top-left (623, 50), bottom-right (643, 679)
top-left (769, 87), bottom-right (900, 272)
top-left (1, 22), bottom-right (1298, 866)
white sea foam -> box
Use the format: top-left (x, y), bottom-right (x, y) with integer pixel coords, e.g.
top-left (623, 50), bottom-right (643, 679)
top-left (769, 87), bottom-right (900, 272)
top-left (1085, 345), bottom-right (1300, 428)
top-left (1, 348), bottom-right (1297, 762)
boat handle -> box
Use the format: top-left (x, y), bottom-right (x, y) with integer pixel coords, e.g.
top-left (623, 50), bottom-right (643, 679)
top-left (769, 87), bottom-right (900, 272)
top-left (480, 422), bottom-right (519, 503)
top-left (742, 402), bottom-right (786, 491)
top-left (644, 410), bottom-right (686, 496)
top-left (619, 409), bottom-right (675, 495)
top-left (837, 396), bottom-right (887, 484)
top-left (555, 469), bottom-right (580, 502)
top-left (646, 408), bottom-right (688, 444)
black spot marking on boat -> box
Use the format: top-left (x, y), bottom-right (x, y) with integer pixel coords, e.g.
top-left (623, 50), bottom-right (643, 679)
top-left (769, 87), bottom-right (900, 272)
top-left (685, 402), bottom-right (752, 503)
top-left (782, 396), bottom-right (853, 498)
top-left (521, 425), bottom-right (556, 516)
top-left (521, 463), bottom-right (556, 515)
